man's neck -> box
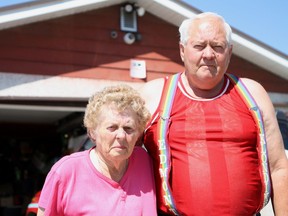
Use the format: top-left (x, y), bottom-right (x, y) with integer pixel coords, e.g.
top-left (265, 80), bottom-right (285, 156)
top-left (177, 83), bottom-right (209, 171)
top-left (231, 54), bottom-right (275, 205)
top-left (181, 73), bottom-right (225, 99)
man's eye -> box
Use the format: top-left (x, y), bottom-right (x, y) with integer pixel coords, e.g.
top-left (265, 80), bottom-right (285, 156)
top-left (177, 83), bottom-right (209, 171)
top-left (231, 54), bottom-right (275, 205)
top-left (194, 45), bottom-right (204, 50)
top-left (213, 46), bottom-right (224, 51)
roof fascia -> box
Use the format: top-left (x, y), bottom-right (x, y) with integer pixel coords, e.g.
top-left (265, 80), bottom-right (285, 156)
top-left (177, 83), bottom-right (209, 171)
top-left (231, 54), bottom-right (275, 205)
top-left (0, 0), bottom-right (122, 30)
top-left (0, 0), bottom-right (287, 80)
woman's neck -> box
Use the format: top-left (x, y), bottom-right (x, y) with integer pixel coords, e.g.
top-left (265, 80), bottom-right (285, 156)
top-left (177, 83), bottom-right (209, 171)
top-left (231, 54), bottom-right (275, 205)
top-left (90, 149), bottom-right (128, 182)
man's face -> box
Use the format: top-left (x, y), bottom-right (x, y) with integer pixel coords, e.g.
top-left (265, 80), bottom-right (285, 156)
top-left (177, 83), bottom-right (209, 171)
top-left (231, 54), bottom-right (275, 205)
top-left (180, 18), bottom-right (232, 90)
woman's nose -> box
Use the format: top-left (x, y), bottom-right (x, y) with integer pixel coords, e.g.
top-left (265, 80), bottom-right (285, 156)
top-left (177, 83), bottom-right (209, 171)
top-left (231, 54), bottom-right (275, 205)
top-left (116, 128), bottom-right (126, 138)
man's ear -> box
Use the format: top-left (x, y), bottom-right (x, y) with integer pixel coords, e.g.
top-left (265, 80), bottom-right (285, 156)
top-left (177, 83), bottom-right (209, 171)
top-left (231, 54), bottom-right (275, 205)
top-left (179, 42), bottom-right (185, 62)
top-left (229, 44), bottom-right (233, 58)
top-left (226, 44), bottom-right (233, 66)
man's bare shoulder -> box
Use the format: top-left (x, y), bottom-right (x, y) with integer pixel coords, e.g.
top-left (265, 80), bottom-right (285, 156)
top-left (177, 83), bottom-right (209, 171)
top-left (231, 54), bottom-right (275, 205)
top-left (140, 78), bottom-right (165, 95)
top-left (139, 78), bottom-right (165, 115)
top-left (239, 77), bottom-right (272, 109)
top-left (240, 77), bottom-right (264, 91)
top-left (240, 78), bottom-right (271, 104)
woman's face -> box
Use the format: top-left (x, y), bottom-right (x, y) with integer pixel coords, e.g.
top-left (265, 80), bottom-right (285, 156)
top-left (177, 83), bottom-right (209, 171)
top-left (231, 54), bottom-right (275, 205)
top-left (89, 104), bottom-right (140, 163)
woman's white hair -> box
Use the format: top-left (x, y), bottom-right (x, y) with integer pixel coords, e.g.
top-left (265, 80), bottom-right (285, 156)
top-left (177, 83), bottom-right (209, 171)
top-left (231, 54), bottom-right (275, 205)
top-left (179, 12), bottom-right (232, 46)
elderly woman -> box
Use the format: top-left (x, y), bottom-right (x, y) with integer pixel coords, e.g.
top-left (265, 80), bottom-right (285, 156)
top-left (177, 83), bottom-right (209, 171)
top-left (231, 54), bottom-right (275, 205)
top-left (37, 85), bottom-right (156, 216)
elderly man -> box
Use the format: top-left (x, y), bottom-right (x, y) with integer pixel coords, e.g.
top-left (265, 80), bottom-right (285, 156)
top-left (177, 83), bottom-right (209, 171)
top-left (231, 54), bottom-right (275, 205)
top-left (141, 12), bottom-right (288, 216)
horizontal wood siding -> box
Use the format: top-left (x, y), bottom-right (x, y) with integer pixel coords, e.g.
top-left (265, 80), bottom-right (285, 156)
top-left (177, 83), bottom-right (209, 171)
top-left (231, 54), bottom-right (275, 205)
top-left (228, 55), bottom-right (288, 92)
top-left (0, 4), bottom-right (287, 92)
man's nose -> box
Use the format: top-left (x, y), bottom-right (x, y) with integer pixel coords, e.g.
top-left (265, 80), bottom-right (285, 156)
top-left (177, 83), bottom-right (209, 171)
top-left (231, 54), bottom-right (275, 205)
top-left (202, 46), bottom-right (215, 59)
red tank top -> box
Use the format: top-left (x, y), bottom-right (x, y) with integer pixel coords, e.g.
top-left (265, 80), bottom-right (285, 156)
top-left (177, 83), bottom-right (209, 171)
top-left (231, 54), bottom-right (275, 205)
top-left (144, 75), bottom-right (262, 215)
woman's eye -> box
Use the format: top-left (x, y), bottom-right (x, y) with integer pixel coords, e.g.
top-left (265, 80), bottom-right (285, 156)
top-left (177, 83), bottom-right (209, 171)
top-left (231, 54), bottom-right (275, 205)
top-left (107, 126), bottom-right (116, 131)
top-left (124, 127), bottom-right (134, 134)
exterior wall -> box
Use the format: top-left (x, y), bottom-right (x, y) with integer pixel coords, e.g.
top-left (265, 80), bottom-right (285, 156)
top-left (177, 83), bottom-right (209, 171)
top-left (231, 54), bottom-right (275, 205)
top-left (0, 4), bottom-right (287, 93)
top-left (228, 55), bottom-right (288, 93)
top-left (0, 5), bottom-right (183, 83)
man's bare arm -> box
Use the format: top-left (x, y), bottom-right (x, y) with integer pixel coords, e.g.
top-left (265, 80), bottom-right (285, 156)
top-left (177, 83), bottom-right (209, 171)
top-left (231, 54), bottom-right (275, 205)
top-left (243, 78), bottom-right (288, 215)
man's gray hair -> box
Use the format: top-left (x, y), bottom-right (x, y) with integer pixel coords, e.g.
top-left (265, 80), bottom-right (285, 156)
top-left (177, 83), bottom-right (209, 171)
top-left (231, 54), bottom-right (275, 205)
top-left (179, 12), bottom-right (232, 46)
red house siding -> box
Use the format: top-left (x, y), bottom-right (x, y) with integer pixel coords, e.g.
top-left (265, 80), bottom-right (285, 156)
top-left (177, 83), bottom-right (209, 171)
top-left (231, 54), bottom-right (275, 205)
top-left (0, 4), bottom-right (287, 92)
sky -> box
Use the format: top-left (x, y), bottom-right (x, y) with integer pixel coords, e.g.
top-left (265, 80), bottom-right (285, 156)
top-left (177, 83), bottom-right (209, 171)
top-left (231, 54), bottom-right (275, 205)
top-left (182, 0), bottom-right (288, 56)
top-left (0, 0), bottom-right (35, 7)
top-left (0, 0), bottom-right (287, 56)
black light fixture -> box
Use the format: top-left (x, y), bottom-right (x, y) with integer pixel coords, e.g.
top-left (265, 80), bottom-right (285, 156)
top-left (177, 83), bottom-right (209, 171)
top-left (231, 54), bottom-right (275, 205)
top-left (110, 30), bottom-right (118, 39)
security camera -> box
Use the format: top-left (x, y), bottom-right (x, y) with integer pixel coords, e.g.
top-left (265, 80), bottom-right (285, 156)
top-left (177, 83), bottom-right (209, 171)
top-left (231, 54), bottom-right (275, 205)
top-left (124, 4), bottom-right (133, 13)
top-left (123, 32), bottom-right (135, 45)
top-left (110, 30), bottom-right (118, 39)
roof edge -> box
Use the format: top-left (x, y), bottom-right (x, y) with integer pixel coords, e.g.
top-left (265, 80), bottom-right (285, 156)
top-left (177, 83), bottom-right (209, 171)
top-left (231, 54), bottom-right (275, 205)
top-left (0, 0), bottom-right (287, 80)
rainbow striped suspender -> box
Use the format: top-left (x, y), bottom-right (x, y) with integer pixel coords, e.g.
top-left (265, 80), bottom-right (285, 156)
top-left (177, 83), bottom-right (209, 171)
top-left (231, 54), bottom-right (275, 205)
top-left (157, 73), bottom-right (271, 214)
top-left (157, 73), bottom-right (180, 215)
top-left (227, 73), bottom-right (271, 210)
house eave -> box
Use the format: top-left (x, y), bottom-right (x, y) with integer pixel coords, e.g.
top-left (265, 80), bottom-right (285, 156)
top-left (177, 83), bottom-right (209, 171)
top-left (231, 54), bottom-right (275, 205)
top-left (0, 0), bottom-right (287, 80)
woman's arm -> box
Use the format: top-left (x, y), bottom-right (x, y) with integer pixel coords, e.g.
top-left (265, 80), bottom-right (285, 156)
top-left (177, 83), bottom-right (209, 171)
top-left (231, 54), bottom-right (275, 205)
top-left (37, 207), bottom-right (45, 216)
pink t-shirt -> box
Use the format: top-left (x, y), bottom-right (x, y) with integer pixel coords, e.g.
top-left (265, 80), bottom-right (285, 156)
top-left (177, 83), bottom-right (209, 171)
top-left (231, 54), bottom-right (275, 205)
top-left (38, 146), bottom-right (157, 216)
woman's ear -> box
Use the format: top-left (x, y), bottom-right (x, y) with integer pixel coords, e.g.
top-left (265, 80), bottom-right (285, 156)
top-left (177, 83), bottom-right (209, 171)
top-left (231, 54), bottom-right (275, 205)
top-left (88, 130), bottom-right (96, 143)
